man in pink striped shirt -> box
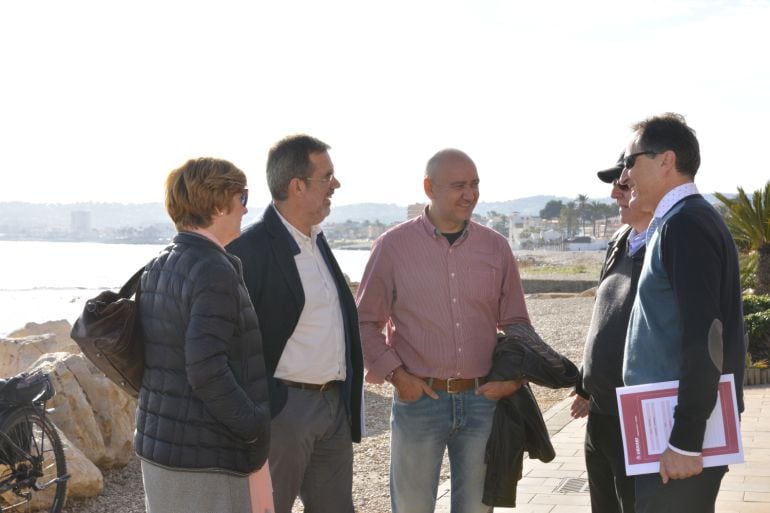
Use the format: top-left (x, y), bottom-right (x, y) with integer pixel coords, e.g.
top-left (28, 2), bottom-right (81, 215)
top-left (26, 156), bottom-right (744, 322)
top-left (356, 148), bottom-right (531, 513)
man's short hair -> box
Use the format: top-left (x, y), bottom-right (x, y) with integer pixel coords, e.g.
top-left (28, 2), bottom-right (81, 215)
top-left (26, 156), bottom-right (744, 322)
top-left (425, 148), bottom-right (474, 180)
top-left (165, 157), bottom-right (246, 231)
top-left (266, 134), bottom-right (331, 200)
top-left (632, 112), bottom-right (700, 177)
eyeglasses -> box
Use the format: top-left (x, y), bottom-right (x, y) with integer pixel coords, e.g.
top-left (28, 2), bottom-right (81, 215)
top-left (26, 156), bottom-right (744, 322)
top-left (612, 179), bottom-right (630, 192)
top-left (240, 188), bottom-right (249, 207)
top-left (303, 174), bottom-right (336, 186)
top-left (623, 151), bottom-right (657, 169)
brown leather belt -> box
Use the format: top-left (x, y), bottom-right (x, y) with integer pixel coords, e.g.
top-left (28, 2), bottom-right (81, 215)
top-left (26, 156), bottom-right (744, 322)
top-left (280, 379), bottom-right (341, 392)
top-left (426, 377), bottom-right (487, 394)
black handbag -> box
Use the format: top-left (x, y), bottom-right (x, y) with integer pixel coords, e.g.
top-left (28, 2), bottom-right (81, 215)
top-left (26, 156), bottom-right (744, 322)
top-left (70, 266), bottom-right (146, 398)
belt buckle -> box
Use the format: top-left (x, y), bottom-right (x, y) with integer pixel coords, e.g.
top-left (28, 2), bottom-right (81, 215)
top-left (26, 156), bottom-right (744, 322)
top-left (446, 377), bottom-right (460, 394)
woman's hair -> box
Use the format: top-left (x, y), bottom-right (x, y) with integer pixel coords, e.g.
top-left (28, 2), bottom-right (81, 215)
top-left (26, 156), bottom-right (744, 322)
top-left (165, 157), bottom-right (247, 230)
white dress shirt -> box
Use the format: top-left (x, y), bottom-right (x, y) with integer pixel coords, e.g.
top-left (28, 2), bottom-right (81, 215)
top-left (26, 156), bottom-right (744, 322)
top-left (273, 206), bottom-right (347, 384)
top-left (646, 182), bottom-right (700, 247)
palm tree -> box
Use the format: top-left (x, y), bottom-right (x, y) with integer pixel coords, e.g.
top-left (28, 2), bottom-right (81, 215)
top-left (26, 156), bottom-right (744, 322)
top-left (576, 194), bottom-right (589, 235)
top-left (589, 200), bottom-right (605, 236)
top-left (560, 201), bottom-right (578, 238)
top-left (715, 181), bottom-right (770, 294)
top-left (599, 203), bottom-right (618, 237)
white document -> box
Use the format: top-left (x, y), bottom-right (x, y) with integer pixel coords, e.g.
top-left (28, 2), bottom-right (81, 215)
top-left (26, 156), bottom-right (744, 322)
top-left (616, 374), bottom-right (743, 476)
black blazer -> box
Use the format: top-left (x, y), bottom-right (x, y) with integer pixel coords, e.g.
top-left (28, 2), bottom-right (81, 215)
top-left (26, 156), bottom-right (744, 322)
top-left (227, 205), bottom-right (364, 442)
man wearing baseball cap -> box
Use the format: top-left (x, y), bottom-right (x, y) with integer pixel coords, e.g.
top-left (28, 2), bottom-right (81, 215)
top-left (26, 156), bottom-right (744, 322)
top-left (570, 153), bottom-right (652, 512)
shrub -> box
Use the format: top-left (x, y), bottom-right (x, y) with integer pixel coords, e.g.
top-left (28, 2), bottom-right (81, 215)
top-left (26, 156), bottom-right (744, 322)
top-left (745, 309), bottom-right (770, 362)
top-left (746, 353), bottom-right (769, 369)
top-left (740, 252), bottom-right (757, 290)
top-left (743, 294), bottom-right (770, 362)
top-left (743, 294), bottom-right (770, 315)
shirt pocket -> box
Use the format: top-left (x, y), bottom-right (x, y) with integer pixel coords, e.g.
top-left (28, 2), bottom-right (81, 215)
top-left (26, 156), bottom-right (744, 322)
top-left (461, 257), bottom-right (501, 305)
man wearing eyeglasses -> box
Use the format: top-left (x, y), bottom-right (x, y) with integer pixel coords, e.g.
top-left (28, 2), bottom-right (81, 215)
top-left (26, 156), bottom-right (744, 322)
top-left (227, 134), bottom-right (363, 513)
top-left (356, 148), bottom-right (530, 513)
top-left (619, 113), bottom-right (746, 513)
top-left (570, 153), bottom-right (652, 512)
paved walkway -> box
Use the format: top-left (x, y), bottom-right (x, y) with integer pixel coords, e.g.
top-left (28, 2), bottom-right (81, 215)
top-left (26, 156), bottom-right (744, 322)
top-left (435, 384), bottom-right (770, 513)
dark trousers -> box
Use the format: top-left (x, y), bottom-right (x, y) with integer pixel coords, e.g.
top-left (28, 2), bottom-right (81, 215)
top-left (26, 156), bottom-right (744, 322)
top-left (268, 385), bottom-right (354, 513)
top-left (585, 411), bottom-right (635, 513)
top-left (634, 465), bottom-right (726, 513)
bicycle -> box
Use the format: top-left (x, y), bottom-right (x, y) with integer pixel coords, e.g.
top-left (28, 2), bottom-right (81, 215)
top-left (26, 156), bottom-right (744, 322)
top-left (0, 372), bottom-right (68, 512)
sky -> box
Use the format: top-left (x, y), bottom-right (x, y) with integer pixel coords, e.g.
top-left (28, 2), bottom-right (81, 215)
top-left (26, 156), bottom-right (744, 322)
top-left (1, 0), bottom-right (768, 209)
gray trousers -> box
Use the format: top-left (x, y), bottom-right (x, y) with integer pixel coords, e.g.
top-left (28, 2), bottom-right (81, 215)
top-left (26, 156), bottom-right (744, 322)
top-left (141, 459), bottom-right (253, 513)
top-left (269, 385), bottom-right (354, 513)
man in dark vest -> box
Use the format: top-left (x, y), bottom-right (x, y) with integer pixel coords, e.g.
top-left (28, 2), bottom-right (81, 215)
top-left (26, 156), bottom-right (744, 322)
top-left (621, 113), bottom-right (745, 513)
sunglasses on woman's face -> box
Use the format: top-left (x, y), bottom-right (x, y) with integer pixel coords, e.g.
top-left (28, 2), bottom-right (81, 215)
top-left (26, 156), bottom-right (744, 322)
top-left (240, 188), bottom-right (249, 207)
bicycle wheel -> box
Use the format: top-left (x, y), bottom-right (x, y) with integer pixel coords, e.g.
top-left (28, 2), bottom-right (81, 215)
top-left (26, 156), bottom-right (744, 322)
top-left (0, 406), bottom-right (67, 513)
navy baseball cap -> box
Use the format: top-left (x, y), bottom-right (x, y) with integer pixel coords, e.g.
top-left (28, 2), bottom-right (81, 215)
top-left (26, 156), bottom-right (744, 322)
top-left (597, 152), bottom-right (624, 183)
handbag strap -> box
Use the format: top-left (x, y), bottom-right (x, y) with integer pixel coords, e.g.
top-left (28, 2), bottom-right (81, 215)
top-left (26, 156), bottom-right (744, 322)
top-left (118, 245), bottom-right (172, 299)
top-left (118, 266), bottom-right (147, 299)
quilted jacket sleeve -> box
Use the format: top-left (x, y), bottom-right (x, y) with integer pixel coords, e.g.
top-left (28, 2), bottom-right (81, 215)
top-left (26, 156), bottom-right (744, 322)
top-left (185, 260), bottom-right (268, 443)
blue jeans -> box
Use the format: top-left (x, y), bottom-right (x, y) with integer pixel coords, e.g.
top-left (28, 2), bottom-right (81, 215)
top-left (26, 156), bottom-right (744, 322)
top-left (390, 388), bottom-right (496, 513)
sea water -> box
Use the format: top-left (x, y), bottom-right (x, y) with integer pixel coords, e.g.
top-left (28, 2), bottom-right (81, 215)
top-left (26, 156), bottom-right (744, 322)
top-left (0, 241), bottom-right (370, 336)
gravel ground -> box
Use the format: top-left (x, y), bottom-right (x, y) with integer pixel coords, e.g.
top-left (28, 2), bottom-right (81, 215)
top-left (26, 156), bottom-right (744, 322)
top-left (64, 251), bottom-right (603, 513)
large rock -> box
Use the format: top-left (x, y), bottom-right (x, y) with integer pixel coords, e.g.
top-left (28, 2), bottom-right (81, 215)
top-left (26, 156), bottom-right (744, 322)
top-left (28, 353), bottom-right (136, 469)
top-left (0, 322), bottom-right (133, 506)
top-left (7, 320), bottom-right (79, 354)
top-left (0, 427), bottom-right (104, 510)
top-left (57, 427), bottom-right (105, 500)
top-left (0, 395), bottom-right (103, 512)
top-left (0, 321), bottom-right (80, 377)
top-left (0, 334), bottom-right (62, 376)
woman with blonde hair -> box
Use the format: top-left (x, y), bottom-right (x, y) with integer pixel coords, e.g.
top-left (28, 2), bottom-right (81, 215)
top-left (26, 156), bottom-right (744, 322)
top-left (134, 157), bottom-right (272, 512)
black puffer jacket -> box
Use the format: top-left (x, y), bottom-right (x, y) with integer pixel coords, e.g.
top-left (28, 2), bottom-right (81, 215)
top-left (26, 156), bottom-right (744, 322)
top-left (134, 232), bottom-right (270, 476)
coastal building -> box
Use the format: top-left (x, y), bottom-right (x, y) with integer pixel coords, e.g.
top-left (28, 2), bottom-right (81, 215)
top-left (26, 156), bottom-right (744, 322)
top-left (507, 212), bottom-right (539, 249)
top-left (407, 203), bottom-right (426, 219)
top-left (367, 223), bottom-right (387, 239)
top-left (70, 210), bottom-right (92, 237)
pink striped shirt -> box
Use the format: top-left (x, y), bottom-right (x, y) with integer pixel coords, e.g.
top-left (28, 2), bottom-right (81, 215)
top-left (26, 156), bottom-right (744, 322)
top-left (356, 212), bottom-right (530, 383)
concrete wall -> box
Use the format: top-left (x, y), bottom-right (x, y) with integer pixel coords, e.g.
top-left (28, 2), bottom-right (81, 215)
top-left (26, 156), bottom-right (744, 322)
top-left (521, 279), bottom-right (597, 294)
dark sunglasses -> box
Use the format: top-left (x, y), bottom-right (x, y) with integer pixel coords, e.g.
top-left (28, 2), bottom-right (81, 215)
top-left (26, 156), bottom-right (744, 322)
top-left (240, 188), bottom-right (249, 207)
top-left (623, 151), bottom-right (657, 169)
top-left (612, 179), bottom-right (630, 192)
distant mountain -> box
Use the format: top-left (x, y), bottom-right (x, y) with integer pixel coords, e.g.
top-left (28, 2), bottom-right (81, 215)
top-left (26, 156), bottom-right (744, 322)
top-left (0, 193), bottom-right (729, 230)
top-left (323, 196), bottom-right (588, 224)
top-left (325, 203), bottom-right (408, 224)
top-left (474, 193), bottom-right (726, 217)
top-left (0, 202), bottom-right (170, 229)
top-left (474, 196), bottom-right (579, 217)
